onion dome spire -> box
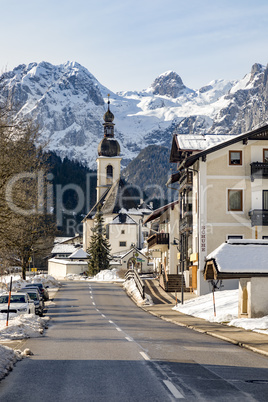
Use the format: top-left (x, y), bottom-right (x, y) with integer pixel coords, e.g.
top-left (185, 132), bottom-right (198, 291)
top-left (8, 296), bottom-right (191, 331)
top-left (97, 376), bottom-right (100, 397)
top-left (98, 95), bottom-right (120, 157)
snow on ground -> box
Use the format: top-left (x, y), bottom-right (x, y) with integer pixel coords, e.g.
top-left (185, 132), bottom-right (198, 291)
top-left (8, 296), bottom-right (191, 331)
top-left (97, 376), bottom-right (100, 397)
top-left (0, 314), bottom-right (50, 340)
top-left (89, 268), bottom-right (124, 282)
top-left (123, 278), bottom-right (153, 306)
top-left (64, 268), bottom-right (125, 282)
top-left (0, 345), bottom-right (23, 381)
top-left (0, 273), bottom-right (59, 291)
top-left (173, 289), bottom-right (268, 335)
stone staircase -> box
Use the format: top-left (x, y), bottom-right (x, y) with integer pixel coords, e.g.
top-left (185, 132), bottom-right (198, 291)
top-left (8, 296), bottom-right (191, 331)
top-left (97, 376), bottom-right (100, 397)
top-left (159, 273), bottom-right (190, 293)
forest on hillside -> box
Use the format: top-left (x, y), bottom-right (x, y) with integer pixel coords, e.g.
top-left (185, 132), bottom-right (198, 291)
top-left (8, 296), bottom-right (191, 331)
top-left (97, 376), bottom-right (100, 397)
top-left (46, 152), bottom-right (97, 236)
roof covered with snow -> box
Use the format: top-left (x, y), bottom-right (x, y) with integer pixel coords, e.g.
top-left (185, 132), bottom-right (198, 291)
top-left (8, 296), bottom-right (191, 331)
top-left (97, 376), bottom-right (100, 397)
top-left (175, 134), bottom-right (236, 151)
top-left (68, 248), bottom-right (89, 259)
top-left (204, 239), bottom-right (268, 279)
top-left (51, 243), bottom-right (80, 255)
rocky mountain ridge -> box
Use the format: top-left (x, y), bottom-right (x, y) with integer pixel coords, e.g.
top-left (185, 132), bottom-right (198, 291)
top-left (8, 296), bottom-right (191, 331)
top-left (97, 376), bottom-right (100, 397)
top-left (1, 61), bottom-right (268, 168)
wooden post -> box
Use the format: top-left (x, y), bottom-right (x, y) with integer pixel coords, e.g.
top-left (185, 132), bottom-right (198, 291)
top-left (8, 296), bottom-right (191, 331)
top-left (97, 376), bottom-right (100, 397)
top-left (212, 285), bottom-right (216, 317)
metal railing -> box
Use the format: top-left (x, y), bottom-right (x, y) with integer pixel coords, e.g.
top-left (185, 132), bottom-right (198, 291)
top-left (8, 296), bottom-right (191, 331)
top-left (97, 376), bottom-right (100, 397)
top-left (125, 268), bottom-right (145, 299)
top-left (248, 209), bottom-right (268, 226)
top-left (250, 162), bottom-right (268, 179)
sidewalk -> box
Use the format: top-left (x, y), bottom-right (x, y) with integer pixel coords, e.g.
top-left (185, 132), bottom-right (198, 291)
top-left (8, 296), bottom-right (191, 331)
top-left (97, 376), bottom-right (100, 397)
top-left (141, 279), bottom-right (268, 358)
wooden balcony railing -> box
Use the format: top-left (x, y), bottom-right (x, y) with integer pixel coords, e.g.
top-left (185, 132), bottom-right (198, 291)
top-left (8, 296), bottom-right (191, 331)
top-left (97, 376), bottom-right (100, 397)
top-left (179, 213), bottom-right (193, 232)
top-left (179, 170), bottom-right (193, 191)
top-left (147, 233), bottom-right (169, 249)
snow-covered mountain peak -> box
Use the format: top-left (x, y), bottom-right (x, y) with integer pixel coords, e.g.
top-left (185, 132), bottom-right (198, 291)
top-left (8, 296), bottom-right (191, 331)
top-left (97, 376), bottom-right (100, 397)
top-left (147, 70), bottom-right (190, 98)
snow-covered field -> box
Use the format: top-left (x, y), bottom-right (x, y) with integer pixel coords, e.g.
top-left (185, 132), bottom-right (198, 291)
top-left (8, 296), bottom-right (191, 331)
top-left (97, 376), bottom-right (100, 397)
top-left (173, 289), bottom-right (268, 335)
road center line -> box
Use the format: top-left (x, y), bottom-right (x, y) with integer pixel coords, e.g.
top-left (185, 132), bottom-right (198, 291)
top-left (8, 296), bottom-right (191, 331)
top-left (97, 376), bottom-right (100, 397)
top-left (139, 351), bottom-right (150, 361)
top-left (163, 380), bottom-right (184, 399)
top-left (109, 320), bottom-right (114, 324)
top-left (116, 327), bottom-right (122, 332)
top-left (92, 302), bottom-right (95, 306)
top-left (125, 337), bottom-right (133, 342)
top-left (101, 314), bottom-right (106, 318)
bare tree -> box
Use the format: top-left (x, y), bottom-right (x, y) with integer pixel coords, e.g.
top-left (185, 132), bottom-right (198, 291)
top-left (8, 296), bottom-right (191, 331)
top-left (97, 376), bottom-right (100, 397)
top-left (0, 98), bottom-right (56, 279)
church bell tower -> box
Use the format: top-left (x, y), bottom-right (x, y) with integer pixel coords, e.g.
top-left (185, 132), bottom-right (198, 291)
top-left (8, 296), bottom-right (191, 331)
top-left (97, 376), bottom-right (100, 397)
top-left (96, 95), bottom-right (121, 202)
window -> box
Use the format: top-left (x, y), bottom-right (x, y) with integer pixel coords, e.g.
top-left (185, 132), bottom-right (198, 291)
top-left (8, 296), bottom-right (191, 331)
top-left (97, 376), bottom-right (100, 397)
top-left (119, 241), bottom-right (126, 247)
top-left (121, 230), bottom-right (125, 234)
top-left (262, 236), bottom-right (268, 240)
top-left (229, 150), bottom-right (242, 165)
top-left (228, 189), bottom-right (243, 211)
top-left (263, 149), bottom-right (268, 162)
top-left (106, 165), bottom-right (113, 179)
top-left (263, 190), bottom-right (268, 210)
top-left (227, 235), bottom-right (243, 240)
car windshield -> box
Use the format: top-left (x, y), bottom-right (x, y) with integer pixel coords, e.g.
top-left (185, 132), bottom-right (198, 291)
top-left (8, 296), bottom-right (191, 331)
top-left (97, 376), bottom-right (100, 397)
top-left (0, 295), bottom-right (26, 303)
top-left (27, 293), bottom-right (37, 300)
top-left (26, 284), bottom-right (43, 290)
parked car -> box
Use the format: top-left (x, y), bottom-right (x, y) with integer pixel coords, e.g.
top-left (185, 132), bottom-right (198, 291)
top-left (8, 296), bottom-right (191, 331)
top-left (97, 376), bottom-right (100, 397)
top-left (25, 283), bottom-right (49, 301)
top-left (20, 288), bottom-right (44, 316)
top-left (0, 292), bottom-right (35, 315)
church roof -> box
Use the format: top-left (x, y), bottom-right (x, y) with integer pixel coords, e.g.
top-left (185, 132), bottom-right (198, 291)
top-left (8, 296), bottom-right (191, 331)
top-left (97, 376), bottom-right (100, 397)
top-left (84, 178), bottom-right (141, 220)
top-left (110, 213), bottom-right (137, 225)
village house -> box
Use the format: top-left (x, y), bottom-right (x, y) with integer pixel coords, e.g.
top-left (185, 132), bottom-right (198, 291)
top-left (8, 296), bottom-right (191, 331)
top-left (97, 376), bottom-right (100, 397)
top-left (168, 124), bottom-right (268, 295)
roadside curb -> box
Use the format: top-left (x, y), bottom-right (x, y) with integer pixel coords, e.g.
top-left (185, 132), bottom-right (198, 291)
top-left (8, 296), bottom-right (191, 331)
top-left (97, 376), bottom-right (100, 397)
top-left (139, 304), bottom-right (268, 358)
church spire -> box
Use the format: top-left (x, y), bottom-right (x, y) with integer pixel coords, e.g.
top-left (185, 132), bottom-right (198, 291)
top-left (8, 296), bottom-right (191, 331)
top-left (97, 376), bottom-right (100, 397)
top-left (103, 94), bottom-right (115, 137)
top-left (97, 95), bottom-right (120, 157)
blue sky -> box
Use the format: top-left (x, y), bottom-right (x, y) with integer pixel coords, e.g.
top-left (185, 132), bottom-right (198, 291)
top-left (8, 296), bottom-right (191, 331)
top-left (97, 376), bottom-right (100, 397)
top-left (1, 0), bottom-right (268, 92)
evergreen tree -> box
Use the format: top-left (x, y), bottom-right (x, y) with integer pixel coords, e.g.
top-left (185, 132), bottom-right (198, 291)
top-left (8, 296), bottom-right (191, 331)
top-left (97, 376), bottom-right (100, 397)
top-left (87, 207), bottom-right (111, 276)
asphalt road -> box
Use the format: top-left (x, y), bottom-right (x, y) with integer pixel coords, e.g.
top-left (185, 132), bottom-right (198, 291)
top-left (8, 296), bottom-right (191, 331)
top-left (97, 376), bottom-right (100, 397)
top-left (0, 281), bottom-right (268, 401)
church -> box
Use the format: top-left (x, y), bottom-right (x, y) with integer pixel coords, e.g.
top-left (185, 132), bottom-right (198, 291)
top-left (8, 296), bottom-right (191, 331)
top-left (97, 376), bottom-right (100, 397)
top-left (48, 97), bottom-right (153, 278)
top-left (82, 96), bottom-right (153, 269)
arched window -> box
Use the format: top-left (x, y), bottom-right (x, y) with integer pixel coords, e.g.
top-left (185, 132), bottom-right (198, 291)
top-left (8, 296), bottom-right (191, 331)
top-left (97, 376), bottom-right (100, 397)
top-left (106, 165), bottom-right (113, 179)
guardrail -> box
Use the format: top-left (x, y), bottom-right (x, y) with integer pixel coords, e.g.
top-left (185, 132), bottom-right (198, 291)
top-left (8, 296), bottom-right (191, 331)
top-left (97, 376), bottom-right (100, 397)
top-left (125, 268), bottom-right (145, 300)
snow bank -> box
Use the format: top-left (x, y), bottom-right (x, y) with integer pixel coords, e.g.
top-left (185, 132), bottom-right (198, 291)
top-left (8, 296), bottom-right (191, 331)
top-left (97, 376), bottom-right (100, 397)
top-left (173, 289), bottom-right (268, 335)
top-left (0, 345), bottom-right (23, 380)
top-left (0, 314), bottom-right (50, 340)
top-left (123, 278), bottom-right (153, 306)
top-left (89, 268), bottom-right (124, 282)
top-left (0, 274), bottom-right (60, 292)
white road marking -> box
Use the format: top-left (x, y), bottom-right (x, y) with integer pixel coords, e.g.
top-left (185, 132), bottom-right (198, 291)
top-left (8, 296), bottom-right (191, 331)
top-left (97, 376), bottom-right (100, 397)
top-left (96, 309), bottom-right (99, 312)
top-left (116, 327), bottom-right (122, 332)
top-left (109, 320), bottom-right (114, 324)
top-left (163, 380), bottom-right (184, 399)
top-left (92, 302), bottom-right (95, 306)
top-left (139, 351), bottom-right (150, 361)
top-left (125, 337), bottom-right (133, 342)
top-left (90, 296), bottom-right (93, 299)
top-left (101, 314), bottom-right (106, 318)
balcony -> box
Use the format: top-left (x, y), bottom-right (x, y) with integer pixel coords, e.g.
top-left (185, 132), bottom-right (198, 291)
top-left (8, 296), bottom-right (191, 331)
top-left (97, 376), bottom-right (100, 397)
top-left (179, 171), bottom-right (193, 191)
top-left (250, 162), bottom-right (268, 180)
top-left (179, 213), bottom-right (193, 232)
top-left (147, 233), bottom-right (169, 249)
top-left (248, 209), bottom-right (268, 226)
